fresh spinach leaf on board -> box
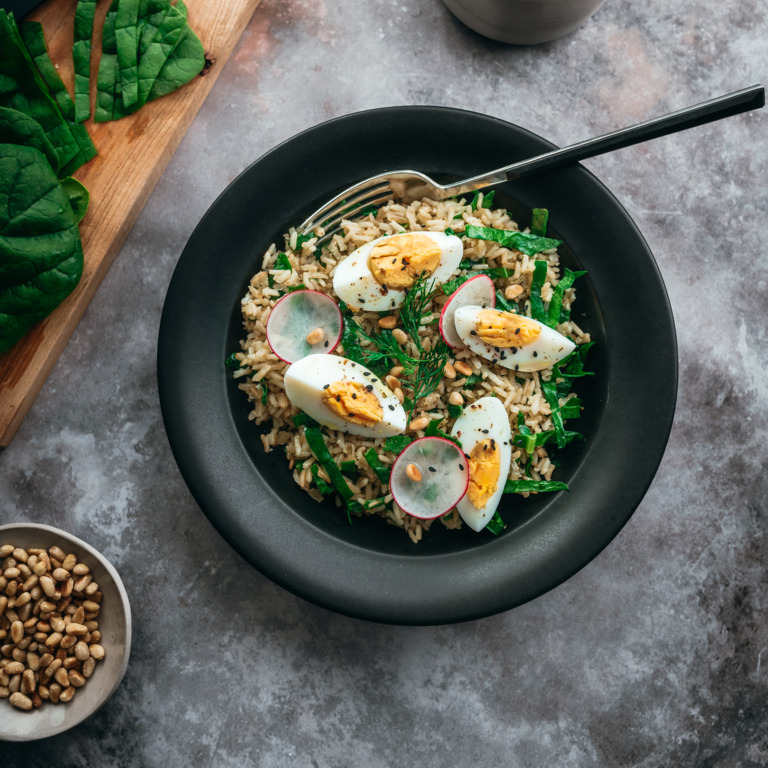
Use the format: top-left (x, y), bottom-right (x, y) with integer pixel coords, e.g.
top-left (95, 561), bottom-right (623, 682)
top-left (0, 11), bottom-right (91, 177)
top-left (18, 21), bottom-right (97, 175)
top-left (0, 143), bottom-right (85, 353)
top-left (95, 0), bottom-right (205, 122)
top-left (0, 105), bottom-right (59, 173)
top-left (115, 0), bottom-right (141, 108)
top-left (73, 0), bottom-right (99, 121)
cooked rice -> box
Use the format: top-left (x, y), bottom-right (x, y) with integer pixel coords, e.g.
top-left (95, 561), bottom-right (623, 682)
top-left (233, 193), bottom-right (590, 543)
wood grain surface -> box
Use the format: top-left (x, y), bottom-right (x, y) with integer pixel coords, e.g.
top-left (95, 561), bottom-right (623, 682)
top-left (0, 0), bottom-right (261, 446)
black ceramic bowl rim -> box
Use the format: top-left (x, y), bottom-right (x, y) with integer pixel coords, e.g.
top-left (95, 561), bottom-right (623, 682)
top-left (157, 105), bottom-right (677, 625)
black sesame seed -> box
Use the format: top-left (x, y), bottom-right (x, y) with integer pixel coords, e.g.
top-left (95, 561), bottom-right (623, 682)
top-left (428, 466), bottom-right (437, 473)
top-left (514, 364), bottom-right (519, 371)
top-left (322, 383), bottom-right (329, 389)
top-left (459, 464), bottom-right (465, 471)
top-left (359, 298), bottom-right (365, 303)
top-left (481, 429), bottom-right (489, 434)
top-left (324, 340), bottom-right (329, 348)
top-left (389, 404), bottom-right (395, 410)
top-left (363, 371), bottom-right (371, 376)
top-left (533, 351), bottom-right (538, 357)
top-left (515, 327), bottom-right (521, 334)
top-left (511, 347), bottom-right (518, 355)
top-left (335, 395), bottom-right (341, 401)
top-left (366, 384), bottom-right (374, 391)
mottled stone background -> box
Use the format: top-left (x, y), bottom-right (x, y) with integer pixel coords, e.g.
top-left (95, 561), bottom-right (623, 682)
top-left (2, 0), bottom-right (767, 765)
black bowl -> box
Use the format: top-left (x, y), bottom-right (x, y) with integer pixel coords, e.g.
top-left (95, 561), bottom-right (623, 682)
top-left (157, 106), bottom-right (677, 625)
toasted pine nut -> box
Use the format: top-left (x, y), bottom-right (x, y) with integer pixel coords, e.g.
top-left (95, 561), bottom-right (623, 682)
top-left (385, 375), bottom-right (401, 390)
top-left (72, 563), bottom-right (90, 576)
top-left (0, 545), bottom-right (13, 558)
top-left (454, 360), bottom-right (473, 377)
top-left (54, 667), bottom-right (70, 688)
top-left (392, 328), bottom-right (408, 344)
top-left (61, 554), bottom-right (77, 572)
top-left (75, 641), bottom-right (90, 662)
top-left (305, 327), bottom-right (325, 345)
top-left (448, 391), bottom-right (464, 406)
top-left (45, 632), bottom-right (63, 649)
top-left (406, 463), bottom-right (422, 482)
top-left (409, 416), bottom-right (429, 432)
top-left (48, 546), bottom-right (66, 562)
top-left (39, 576), bottom-right (56, 598)
top-left (10, 621), bottom-right (23, 644)
top-left (82, 657), bottom-right (96, 678)
top-left (59, 685), bottom-right (75, 703)
top-left (4, 661), bottom-right (24, 675)
top-left (394, 387), bottom-right (404, 403)
top-left (69, 670), bottom-right (86, 688)
top-left (505, 283), bottom-right (524, 299)
top-left (52, 568), bottom-right (69, 582)
top-left (49, 683), bottom-right (61, 703)
top-left (9, 691), bottom-right (32, 710)
top-left (21, 669), bottom-right (35, 694)
top-left (82, 601), bottom-right (100, 613)
top-left (443, 362), bottom-right (456, 379)
top-left (89, 644), bottom-right (105, 661)
top-left (389, 366), bottom-right (404, 377)
top-left (377, 315), bottom-right (397, 329)
top-left (65, 623), bottom-right (87, 636)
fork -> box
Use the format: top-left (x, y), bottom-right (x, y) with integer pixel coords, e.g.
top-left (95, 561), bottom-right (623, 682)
top-left (298, 84), bottom-right (764, 247)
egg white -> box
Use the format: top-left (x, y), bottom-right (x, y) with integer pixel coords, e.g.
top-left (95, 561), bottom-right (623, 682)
top-left (332, 231), bottom-right (463, 311)
top-left (450, 396), bottom-right (512, 531)
top-left (453, 305), bottom-right (576, 372)
top-left (283, 354), bottom-right (406, 437)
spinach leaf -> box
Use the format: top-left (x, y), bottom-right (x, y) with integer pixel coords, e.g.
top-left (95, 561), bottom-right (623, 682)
top-left (529, 259), bottom-right (548, 324)
top-left (304, 427), bottom-right (355, 502)
top-left (383, 434), bottom-right (412, 454)
top-left (115, 0), bottom-right (141, 108)
top-left (146, 12), bottom-right (204, 101)
top-left (310, 463), bottom-right (334, 495)
top-left (60, 177), bottom-right (90, 223)
top-left (503, 479), bottom-right (569, 493)
top-left (546, 267), bottom-right (587, 328)
top-left (531, 208), bottom-right (549, 236)
top-left (18, 21), bottom-right (97, 175)
top-left (0, 105), bottom-right (58, 173)
top-left (0, 12), bottom-right (89, 176)
top-left (425, 417), bottom-right (460, 447)
top-left (73, 0), bottom-right (98, 121)
top-left (465, 224), bottom-right (562, 256)
top-left (364, 447), bottom-right (391, 485)
top-left (485, 511), bottom-right (505, 535)
top-left (0, 143), bottom-right (84, 352)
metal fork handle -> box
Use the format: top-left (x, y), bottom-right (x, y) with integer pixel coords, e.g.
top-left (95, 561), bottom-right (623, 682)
top-left (444, 84), bottom-right (765, 197)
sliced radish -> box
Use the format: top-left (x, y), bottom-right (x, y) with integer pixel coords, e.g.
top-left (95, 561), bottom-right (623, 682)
top-left (439, 274), bottom-right (496, 349)
top-left (266, 289), bottom-right (343, 364)
top-left (390, 436), bottom-right (469, 520)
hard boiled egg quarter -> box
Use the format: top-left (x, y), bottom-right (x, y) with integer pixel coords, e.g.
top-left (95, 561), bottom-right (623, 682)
top-left (453, 305), bottom-right (576, 372)
top-left (332, 231), bottom-right (463, 311)
top-left (450, 396), bottom-right (512, 531)
top-left (284, 354), bottom-right (407, 437)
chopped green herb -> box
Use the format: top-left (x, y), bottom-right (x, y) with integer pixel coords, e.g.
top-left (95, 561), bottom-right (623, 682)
top-left (465, 224), bottom-right (562, 256)
top-left (495, 289), bottom-right (514, 313)
top-left (462, 373), bottom-right (483, 389)
top-left (225, 352), bottom-right (241, 369)
top-left (440, 274), bottom-right (470, 296)
top-left (425, 418), bottom-right (460, 447)
top-left (294, 232), bottom-right (314, 250)
top-left (340, 459), bottom-right (358, 476)
top-left (304, 427), bottom-right (356, 521)
top-left (260, 384), bottom-right (268, 405)
top-left (274, 252), bottom-right (292, 271)
top-left (292, 412), bottom-right (319, 428)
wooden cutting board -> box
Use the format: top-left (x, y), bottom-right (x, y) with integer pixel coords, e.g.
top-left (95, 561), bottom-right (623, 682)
top-left (0, 0), bottom-right (261, 446)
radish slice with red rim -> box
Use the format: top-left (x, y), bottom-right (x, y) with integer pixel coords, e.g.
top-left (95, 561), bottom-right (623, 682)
top-left (439, 274), bottom-right (496, 349)
top-left (266, 289), bottom-right (343, 364)
top-left (389, 436), bottom-right (469, 520)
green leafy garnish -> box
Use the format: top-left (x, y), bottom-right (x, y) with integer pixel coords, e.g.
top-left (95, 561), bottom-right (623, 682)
top-left (447, 403), bottom-right (463, 420)
top-left (364, 447), bottom-right (391, 485)
top-left (274, 252), bottom-right (292, 271)
top-left (304, 427), bottom-right (355, 520)
top-left (424, 417), bottom-right (460, 446)
top-left (462, 373), bottom-right (483, 389)
top-left (225, 352), bottom-right (240, 369)
top-left (465, 224), bottom-right (562, 256)
top-left (495, 289), bottom-right (514, 313)
top-left (531, 208), bottom-right (549, 237)
top-left (383, 434), bottom-right (413, 454)
top-left (292, 412), bottom-right (319, 429)
top-left (486, 512), bottom-right (505, 535)
top-left (310, 463), bottom-right (333, 495)
top-left (503, 479), bottom-right (569, 493)
top-left (545, 267), bottom-right (587, 328)
top-left (529, 260), bottom-right (548, 324)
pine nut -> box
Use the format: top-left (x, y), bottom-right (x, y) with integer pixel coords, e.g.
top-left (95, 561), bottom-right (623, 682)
top-left (505, 283), bottom-right (524, 299)
top-left (69, 670), bottom-right (86, 688)
top-left (305, 327), bottom-right (325, 345)
top-left (61, 554), bottom-right (77, 572)
top-left (72, 563), bottom-right (90, 576)
top-left (59, 685), bottom-right (75, 703)
top-left (21, 669), bottom-right (35, 694)
top-left (377, 315), bottom-right (397, 329)
top-left (385, 375), bottom-right (401, 390)
top-left (443, 362), bottom-right (456, 379)
top-left (65, 623), bottom-right (87, 636)
top-left (10, 621), bottom-right (23, 644)
top-left (52, 568), bottom-right (69, 582)
top-left (392, 328), bottom-right (408, 344)
top-left (448, 391), bottom-right (464, 406)
top-left (89, 644), bottom-right (105, 661)
top-left (0, 546), bottom-right (13, 558)
top-left (39, 576), bottom-right (56, 598)
top-left (394, 387), bottom-right (404, 403)
top-left (406, 463), bottom-right (422, 482)
top-left (4, 661), bottom-right (24, 675)
top-left (409, 416), bottom-right (429, 432)
top-left (389, 366), bottom-right (404, 378)
top-left (49, 683), bottom-right (61, 703)
top-left (454, 360), bottom-right (473, 376)
top-left (54, 667), bottom-right (70, 688)
top-left (75, 641), bottom-right (89, 662)
top-left (9, 691), bottom-right (32, 710)
top-left (48, 546), bottom-right (66, 562)
top-left (82, 657), bottom-right (95, 678)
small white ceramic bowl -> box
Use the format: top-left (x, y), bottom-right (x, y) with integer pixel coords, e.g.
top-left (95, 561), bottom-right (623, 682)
top-left (0, 523), bottom-right (131, 741)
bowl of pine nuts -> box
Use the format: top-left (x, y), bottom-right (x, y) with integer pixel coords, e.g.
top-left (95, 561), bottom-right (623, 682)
top-left (0, 523), bottom-right (131, 741)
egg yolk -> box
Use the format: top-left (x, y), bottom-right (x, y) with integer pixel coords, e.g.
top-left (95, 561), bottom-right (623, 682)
top-left (368, 234), bottom-right (442, 290)
top-left (467, 438), bottom-right (501, 509)
top-left (322, 381), bottom-right (383, 425)
top-left (474, 309), bottom-right (541, 348)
